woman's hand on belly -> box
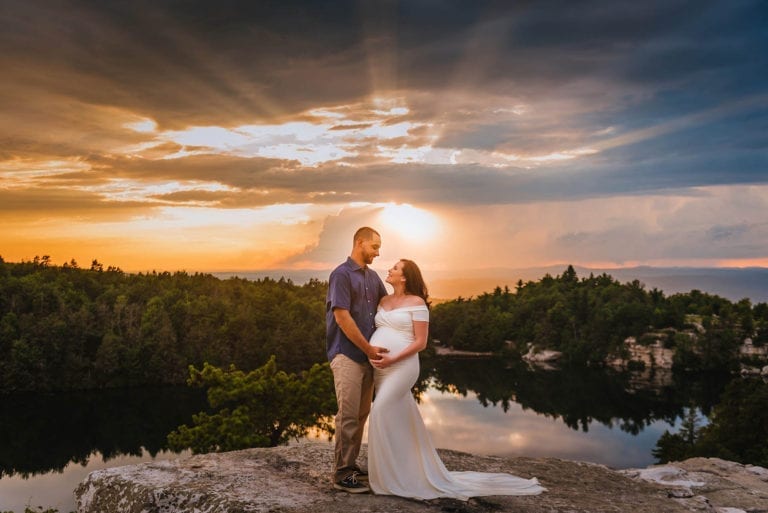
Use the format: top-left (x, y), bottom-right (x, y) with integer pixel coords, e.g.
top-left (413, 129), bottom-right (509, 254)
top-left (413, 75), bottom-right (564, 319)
top-left (370, 350), bottom-right (398, 369)
top-left (368, 345), bottom-right (390, 361)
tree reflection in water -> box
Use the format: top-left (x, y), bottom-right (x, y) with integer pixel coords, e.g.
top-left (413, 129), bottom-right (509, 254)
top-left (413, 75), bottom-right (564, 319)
top-left (416, 355), bottom-right (732, 436)
top-left (0, 359), bottom-right (740, 478)
top-left (0, 386), bottom-right (207, 478)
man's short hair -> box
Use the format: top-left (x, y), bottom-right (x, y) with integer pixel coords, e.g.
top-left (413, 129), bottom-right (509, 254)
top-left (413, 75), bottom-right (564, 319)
top-left (353, 226), bottom-right (380, 244)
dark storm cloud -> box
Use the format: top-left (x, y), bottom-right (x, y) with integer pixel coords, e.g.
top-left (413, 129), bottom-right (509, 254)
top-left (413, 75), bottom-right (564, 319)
top-left (4, 0), bottom-right (764, 118)
top-left (396, 0), bottom-right (766, 90)
top-left (1, 0), bottom-right (766, 205)
top-left (0, 0), bottom-right (372, 128)
top-left (86, 153), bottom-right (298, 188)
top-left (84, 143), bottom-right (763, 209)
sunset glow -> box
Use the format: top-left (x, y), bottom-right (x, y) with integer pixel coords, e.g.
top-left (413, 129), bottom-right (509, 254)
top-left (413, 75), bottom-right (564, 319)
top-left (379, 204), bottom-right (440, 241)
top-left (0, 1), bottom-right (765, 279)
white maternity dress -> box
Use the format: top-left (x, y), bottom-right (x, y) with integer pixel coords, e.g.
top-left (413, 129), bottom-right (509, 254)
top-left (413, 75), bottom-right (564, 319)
top-left (367, 305), bottom-right (546, 500)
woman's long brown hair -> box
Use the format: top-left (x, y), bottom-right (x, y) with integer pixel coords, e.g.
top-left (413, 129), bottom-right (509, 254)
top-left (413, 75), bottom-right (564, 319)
top-left (400, 259), bottom-right (430, 307)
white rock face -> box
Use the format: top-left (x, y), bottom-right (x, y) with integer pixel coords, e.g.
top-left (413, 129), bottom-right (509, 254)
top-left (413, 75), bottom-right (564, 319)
top-left (76, 443), bottom-right (768, 513)
top-left (610, 336), bottom-right (676, 370)
top-left (740, 338), bottom-right (768, 358)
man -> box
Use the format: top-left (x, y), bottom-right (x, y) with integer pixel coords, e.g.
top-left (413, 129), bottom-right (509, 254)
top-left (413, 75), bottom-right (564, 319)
top-left (326, 226), bottom-right (389, 493)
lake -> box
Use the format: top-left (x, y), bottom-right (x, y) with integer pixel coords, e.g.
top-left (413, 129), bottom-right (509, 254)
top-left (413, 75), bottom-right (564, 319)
top-left (0, 358), bottom-right (733, 513)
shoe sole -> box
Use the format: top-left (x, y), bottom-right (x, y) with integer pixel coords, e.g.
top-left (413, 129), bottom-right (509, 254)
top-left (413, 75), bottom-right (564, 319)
top-left (333, 483), bottom-right (371, 494)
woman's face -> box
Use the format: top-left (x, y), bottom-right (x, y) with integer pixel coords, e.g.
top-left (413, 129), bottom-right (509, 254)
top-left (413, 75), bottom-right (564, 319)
top-left (386, 260), bottom-right (405, 286)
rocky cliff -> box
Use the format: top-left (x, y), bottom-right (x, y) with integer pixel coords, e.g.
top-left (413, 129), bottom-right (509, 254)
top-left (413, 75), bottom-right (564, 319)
top-left (75, 442), bottom-right (768, 513)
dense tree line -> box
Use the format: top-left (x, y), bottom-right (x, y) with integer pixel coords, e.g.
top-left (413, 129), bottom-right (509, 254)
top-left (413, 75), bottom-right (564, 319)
top-left (431, 265), bottom-right (768, 370)
top-left (3, 257), bottom-right (767, 393)
top-left (0, 256), bottom-right (327, 392)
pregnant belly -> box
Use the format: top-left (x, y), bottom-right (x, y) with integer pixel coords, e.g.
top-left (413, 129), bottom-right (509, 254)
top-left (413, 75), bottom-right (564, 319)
top-left (370, 326), bottom-right (412, 353)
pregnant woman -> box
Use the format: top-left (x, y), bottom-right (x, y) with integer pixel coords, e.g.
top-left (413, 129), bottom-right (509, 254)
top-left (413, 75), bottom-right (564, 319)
top-left (367, 259), bottom-right (546, 500)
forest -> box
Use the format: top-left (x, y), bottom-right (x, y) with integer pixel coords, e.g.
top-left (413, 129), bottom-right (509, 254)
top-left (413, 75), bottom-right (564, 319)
top-left (0, 256), bottom-right (327, 392)
top-left (2, 258), bottom-right (768, 393)
top-left (431, 265), bottom-right (768, 370)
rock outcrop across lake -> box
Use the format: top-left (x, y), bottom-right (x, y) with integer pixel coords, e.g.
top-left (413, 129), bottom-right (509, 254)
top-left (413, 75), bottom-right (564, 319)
top-left (75, 442), bottom-right (768, 513)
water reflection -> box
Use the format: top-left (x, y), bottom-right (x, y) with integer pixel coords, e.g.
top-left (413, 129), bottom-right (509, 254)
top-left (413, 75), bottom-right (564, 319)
top-left (0, 387), bottom-right (207, 478)
top-left (0, 362), bottom-right (733, 477)
top-left (413, 386), bottom-right (682, 468)
top-left (0, 359), bottom-right (738, 512)
top-left (421, 356), bottom-right (730, 435)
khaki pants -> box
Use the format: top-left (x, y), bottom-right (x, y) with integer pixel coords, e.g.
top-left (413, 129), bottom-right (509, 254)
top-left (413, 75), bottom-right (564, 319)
top-left (330, 353), bottom-right (374, 482)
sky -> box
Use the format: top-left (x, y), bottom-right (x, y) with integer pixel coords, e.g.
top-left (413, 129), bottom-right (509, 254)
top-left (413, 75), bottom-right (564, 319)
top-left (1, 0), bottom-right (767, 275)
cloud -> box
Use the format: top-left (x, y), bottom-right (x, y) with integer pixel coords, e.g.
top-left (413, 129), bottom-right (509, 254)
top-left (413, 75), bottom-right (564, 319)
top-left (545, 186), bottom-right (768, 265)
top-left (1, 1), bottom-right (766, 270)
top-left (0, 188), bottom-right (150, 220)
top-left (3, 1), bottom-right (764, 126)
top-left (3, 1), bottom-right (765, 172)
top-left (6, 145), bottom-right (766, 222)
top-left (0, 0), bottom-right (374, 129)
top-left (283, 205), bottom-right (381, 268)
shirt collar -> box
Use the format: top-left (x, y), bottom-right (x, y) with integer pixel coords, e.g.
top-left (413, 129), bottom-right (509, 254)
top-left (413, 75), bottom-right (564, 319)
top-left (345, 256), bottom-right (366, 272)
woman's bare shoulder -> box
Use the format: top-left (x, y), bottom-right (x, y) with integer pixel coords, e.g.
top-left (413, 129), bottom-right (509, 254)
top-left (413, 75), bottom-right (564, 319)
top-left (405, 295), bottom-right (427, 307)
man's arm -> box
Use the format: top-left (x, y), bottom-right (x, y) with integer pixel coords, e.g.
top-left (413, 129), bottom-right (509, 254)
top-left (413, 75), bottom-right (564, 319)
top-left (333, 308), bottom-right (387, 360)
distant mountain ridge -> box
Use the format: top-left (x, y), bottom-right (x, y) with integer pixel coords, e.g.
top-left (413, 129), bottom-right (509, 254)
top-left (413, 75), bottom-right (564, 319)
top-left (212, 266), bottom-right (768, 304)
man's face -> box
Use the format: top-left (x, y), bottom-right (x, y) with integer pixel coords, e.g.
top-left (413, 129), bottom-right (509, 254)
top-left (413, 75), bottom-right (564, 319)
top-left (360, 234), bottom-right (382, 265)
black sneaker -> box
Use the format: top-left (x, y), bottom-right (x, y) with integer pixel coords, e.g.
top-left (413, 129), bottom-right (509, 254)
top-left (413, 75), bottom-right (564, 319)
top-left (351, 466), bottom-right (368, 480)
top-left (334, 472), bottom-right (370, 493)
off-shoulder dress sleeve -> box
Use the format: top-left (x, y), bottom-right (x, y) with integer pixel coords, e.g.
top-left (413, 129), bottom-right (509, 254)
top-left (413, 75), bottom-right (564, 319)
top-left (410, 306), bottom-right (429, 322)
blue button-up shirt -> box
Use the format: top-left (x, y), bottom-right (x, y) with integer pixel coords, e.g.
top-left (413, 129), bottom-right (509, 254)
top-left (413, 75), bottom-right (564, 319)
top-left (326, 257), bottom-right (388, 363)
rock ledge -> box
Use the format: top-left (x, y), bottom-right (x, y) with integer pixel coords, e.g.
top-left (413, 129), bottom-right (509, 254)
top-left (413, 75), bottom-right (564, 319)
top-left (75, 442), bottom-right (768, 513)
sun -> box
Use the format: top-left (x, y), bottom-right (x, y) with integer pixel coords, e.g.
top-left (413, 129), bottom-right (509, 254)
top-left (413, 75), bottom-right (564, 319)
top-left (378, 203), bottom-right (439, 241)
